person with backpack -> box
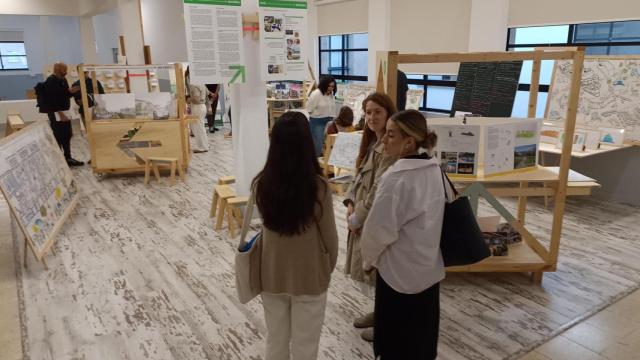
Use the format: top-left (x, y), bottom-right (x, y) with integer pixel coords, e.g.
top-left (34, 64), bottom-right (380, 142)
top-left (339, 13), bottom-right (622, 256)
top-left (36, 62), bottom-right (83, 166)
top-left (71, 70), bottom-right (105, 129)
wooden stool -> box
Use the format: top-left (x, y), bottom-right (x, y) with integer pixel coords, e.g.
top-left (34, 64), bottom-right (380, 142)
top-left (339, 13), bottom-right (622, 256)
top-left (212, 185), bottom-right (236, 230)
top-left (226, 196), bottom-right (249, 237)
top-left (209, 176), bottom-right (236, 218)
top-left (144, 157), bottom-right (185, 186)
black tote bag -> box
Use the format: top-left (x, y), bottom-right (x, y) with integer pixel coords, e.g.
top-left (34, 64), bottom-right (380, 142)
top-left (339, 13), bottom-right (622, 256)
top-left (440, 171), bottom-right (491, 267)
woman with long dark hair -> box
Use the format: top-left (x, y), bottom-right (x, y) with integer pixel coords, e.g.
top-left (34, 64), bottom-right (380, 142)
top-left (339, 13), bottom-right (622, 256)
top-left (362, 110), bottom-right (449, 359)
top-left (342, 92), bottom-right (397, 342)
top-left (307, 75), bottom-right (337, 156)
top-left (253, 111), bottom-right (339, 360)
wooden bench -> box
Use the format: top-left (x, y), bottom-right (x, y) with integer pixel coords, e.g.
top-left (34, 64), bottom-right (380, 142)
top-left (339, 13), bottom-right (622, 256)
top-left (212, 185), bottom-right (236, 230)
top-left (144, 157), bottom-right (185, 186)
top-left (5, 114), bottom-right (26, 137)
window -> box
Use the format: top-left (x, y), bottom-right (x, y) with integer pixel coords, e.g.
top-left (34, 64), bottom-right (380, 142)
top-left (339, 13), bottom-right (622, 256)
top-left (406, 74), bottom-right (457, 114)
top-left (0, 42), bottom-right (29, 70)
top-left (319, 33), bottom-right (367, 83)
top-left (507, 20), bottom-right (640, 117)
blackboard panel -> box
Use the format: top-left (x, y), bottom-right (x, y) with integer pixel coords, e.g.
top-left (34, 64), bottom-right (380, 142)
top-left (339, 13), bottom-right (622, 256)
top-left (450, 61), bottom-right (523, 117)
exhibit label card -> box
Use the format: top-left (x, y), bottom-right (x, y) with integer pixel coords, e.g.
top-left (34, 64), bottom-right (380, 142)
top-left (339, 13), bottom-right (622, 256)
top-left (432, 125), bottom-right (481, 176)
top-left (183, 0), bottom-right (245, 84)
top-left (259, 0), bottom-right (308, 81)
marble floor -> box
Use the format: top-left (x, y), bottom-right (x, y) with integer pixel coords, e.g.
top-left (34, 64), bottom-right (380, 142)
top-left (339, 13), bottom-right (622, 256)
top-left (1, 124), bottom-right (640, 360)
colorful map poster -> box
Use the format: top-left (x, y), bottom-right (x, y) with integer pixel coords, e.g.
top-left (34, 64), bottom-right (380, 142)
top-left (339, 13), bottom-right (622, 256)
top-left (183, 0), bottom-right (245, 84)
top-left (0, 121), bottom-right (79, 260)
top-left (259, 0), bottom-right (308, 81)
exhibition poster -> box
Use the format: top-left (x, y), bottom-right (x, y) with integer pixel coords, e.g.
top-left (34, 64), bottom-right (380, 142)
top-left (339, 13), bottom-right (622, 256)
top-left (432, 125), bottom-right (481, 176)
top-left (0, 121), bottom-right (79, 259)
top-left (183, 0), bottom-right (245, 84)
top-left (259, 0), bottom-right (308, 81)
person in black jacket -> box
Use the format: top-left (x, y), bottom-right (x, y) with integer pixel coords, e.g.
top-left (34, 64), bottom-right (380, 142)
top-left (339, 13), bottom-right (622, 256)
top-left (72, 71), bottom-right (105, 128)
top-left (43, 62), bottom-right (83, 166)
top-left (44, 62), bottom-right (84, 166)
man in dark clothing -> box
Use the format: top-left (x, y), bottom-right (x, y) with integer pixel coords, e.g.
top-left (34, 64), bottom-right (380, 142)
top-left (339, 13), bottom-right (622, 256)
top-left (43, 62), bottom-right (83, 166)
top-left (205, 84), bottom-right (220, 133)
top-left (72, 72), bottom-right (105, 127)
top-left (396, 69), bottom-right (409, 111)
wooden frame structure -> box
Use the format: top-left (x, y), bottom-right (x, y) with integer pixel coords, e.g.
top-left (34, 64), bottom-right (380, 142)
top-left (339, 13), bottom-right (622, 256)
top-left (78, 64), bottom-right (190, 176)
top-left (377, 49), bottom-right (591, 282)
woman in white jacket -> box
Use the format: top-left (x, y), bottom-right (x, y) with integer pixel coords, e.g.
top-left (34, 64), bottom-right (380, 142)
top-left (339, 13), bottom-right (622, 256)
top-left (361, 109), bottom-right (450, 359)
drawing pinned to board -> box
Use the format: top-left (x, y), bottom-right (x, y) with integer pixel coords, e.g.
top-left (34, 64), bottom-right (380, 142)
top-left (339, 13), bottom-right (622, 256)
top-left (598, 127), bottom-right (625, 146)
top-left (405, 89), bottom-right (424, 110)
top-left (328, 132), bottom-right (362, 171)
top-left (135, 92), bottom-right (175, 120)
top-left (94, 94), bottom-right (136, 120)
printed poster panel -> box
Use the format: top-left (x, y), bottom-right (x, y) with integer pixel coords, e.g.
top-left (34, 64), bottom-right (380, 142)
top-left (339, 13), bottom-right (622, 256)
top-left (485, 119), bottom-right (540, 175)
top-left (547, 59), bottom-right (640, 142)
top-left (405, 89), bottom-right (424, 110)
top-left (343, 84), bottom-right (376, 123)
top-left (431, 125), bottom-right (481, 176)
top-left (0, 121), bottom-right (79, 259)
top-left (328, 132), bottom-right (362, 170)
top-left (259, 0), bottom-right (308, 81)
top-left (183, 0), bottom-right (245, 84)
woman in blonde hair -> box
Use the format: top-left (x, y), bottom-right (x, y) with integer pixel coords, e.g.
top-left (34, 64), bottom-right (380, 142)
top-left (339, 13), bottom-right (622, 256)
top-left (361, 109), bottom-right (451, 359)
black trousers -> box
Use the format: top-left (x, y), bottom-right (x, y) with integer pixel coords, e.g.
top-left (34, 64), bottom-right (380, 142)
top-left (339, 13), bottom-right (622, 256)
top-left (374, 273), bottom-right (440, 360)
top-left (48, 114), bottom-right (73, 159)
top-left (206, 84), bottom-right (219, 129)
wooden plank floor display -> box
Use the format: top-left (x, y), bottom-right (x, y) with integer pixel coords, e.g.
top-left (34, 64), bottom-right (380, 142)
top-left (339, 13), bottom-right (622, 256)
top-left (10, 127), bottom-right (640, 360)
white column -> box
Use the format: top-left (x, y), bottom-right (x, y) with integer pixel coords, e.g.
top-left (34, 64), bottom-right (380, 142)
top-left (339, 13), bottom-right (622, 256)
top-left (468, 0), bottom-right (510, 52)
top-left (307, 3), bottom-right (319, 80)
top-left (367, 0), bottom-right (391, 83)
top-left (80, 16), bottom-right (99, 64)
top-left (231, 4), bottom-right (269, 196)
top-left (116, 0), bottom-right (147, 92)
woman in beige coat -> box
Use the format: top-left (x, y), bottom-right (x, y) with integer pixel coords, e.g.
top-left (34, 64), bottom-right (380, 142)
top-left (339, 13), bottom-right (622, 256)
top-left (342, 92), bottom-right (397, 341)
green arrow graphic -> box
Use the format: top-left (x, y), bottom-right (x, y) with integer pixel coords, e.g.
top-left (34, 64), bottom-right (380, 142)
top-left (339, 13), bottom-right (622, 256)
top-left (229, 65), bottom-right (246, 84)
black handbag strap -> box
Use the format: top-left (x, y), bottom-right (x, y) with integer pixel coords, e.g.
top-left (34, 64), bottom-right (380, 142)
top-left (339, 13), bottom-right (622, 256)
top-left (440, 169), bottom-right (459, 202)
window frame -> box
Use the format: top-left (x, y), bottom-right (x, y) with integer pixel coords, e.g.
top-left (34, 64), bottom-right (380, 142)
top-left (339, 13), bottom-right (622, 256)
top-left (406, 75), bottom-right (457, 114)
top-left (318, 33), bottom-right (368, 82)
top-left (0, 41), bottom-right (29, 71)
top-left (506, 20), bottom-right (640, 94)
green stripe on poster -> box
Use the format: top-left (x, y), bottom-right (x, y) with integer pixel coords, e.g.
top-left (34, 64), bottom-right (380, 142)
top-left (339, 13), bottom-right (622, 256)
top-left (184, 0), bottom-right (241, 6)
top-left (259, 0), bottom-right (307, 9)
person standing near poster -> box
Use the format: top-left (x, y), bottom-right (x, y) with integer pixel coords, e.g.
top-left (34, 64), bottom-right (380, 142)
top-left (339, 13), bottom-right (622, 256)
top-left (185, 67), bottom-right (210, 153)
top-left (37, 62), bottom-right (84, 166)
top-left (307, 75), bottom-right (337, 156)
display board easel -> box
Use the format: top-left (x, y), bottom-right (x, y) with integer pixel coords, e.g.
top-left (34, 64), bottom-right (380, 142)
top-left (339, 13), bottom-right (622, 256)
top-left (377, 49), bottom-right (595, 282)
top-left (0, 121), bottom-right (80, 269)
top-left (78, 64), bottom-right (190, 176)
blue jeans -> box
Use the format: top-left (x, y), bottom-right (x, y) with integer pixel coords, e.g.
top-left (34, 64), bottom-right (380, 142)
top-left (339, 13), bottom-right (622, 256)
top-left (309, 116), bottom-right (332, 156)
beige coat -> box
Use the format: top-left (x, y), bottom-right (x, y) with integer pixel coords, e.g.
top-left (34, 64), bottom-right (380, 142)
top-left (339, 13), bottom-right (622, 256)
top-left (261, 178), bottom-right (339, 296)
top-left (343, 141), bottom-right (397, 285)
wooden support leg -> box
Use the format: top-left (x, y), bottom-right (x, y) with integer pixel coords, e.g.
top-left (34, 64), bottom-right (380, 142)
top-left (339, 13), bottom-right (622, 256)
top-left (169, 161), bottom-right (177, 186)
top-left (233, 207), bottom-right (244, 228)
top-left (517, 182), bottom-right (528, 225)
top-left (152, 163), bottom-right (161, 183)
top-left (227, 206), bottom-right (236, 238)
top-left (210, 188), bottom-right (219, 218)
top-left (23, 237), bottom-right (28, 269)
top-left (532, 271), bottom-right (543, 284)
top-left (144, 160), bottom-right (151, 185)
top-left (41, 257), bottom-right (49, 271)
top-left (177, 160), bottom-right (186, 181)
top-left (215, 199), bottom-right (227, 231)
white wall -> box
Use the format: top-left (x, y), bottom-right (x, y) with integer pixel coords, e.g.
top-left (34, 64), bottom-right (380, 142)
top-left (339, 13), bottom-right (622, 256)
top-left (468, 0), bottom-right (509, 52)
top-left (140, 0), bottom-right (188, 64)
top-left (317, 0), bottom-right (367, 35)
top-left (509, 0), bottom-right (640, 26)
top-left (92, 9), bottom-right (121, 64)
top-left (0, 0), bottom-right (80, 16)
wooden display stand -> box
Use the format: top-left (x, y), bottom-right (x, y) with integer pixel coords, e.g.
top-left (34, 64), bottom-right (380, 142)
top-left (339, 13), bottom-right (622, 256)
top-left (377, 49), bottom-right (597, 282)
top-left (78, 64), bottom-right (191, 176)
